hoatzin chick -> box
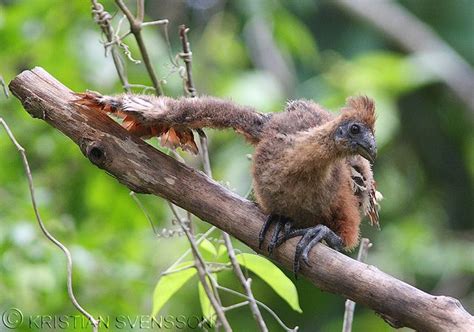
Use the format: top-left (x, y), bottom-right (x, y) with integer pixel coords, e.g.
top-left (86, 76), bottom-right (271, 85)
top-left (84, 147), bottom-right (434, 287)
top-left (74, 92), bottom-right (381, 273)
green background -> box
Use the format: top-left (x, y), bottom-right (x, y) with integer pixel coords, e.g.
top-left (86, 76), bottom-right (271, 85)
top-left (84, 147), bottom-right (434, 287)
top-left (0, 0), bottom-right (473, 331)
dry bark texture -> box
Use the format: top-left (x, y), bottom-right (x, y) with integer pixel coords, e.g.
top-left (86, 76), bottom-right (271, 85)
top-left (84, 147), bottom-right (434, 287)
top-left (9, 67), bottom-right (474, 331)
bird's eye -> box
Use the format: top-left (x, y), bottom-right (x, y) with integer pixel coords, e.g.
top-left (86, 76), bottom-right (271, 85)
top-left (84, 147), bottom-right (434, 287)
top-left (350, 124), bottom-right (360, 135)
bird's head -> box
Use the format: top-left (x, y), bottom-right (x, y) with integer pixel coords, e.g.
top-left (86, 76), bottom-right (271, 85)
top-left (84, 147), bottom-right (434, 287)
top-left (334, 96), bottom-right (377, 163)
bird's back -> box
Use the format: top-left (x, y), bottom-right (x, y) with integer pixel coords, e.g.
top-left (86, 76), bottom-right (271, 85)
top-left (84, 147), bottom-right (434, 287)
top-left (263, 99), bottom-right (334, 136)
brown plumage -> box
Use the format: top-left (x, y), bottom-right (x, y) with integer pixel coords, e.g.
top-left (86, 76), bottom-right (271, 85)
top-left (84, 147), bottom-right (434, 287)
top-left (74, 92), bottom-right (382, 273)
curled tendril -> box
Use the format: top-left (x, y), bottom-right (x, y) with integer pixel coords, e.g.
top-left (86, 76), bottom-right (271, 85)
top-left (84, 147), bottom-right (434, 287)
top-left (91, 3), bottom-right (112, 29)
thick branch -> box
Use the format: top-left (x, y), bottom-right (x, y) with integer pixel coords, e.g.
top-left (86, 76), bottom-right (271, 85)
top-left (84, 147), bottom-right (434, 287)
top-left (9, 67), bottom-right (474, 332)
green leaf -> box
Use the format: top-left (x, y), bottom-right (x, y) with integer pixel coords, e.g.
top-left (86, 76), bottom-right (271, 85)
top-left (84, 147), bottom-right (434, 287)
top-left (152, 262), bottom-right (196, 316)
top-left (236, 253), bottom-right (303, 313)
top-left (214, 244), bottom-right (230, 264)
top-left (216, 244), bottom-right (228, 259)
top-left (198, 274), bottom-right (217, 326)
top-left (199, 238), bottom-right (218, 260)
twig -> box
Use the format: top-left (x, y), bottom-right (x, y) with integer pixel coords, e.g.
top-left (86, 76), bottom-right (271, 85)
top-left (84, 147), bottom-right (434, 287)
top-left (183, 207), bottom-right (224, 310)
top-left (182, 209), bottom-right (224, 310)
top-left (176, 24), bottom-right (227, 310)
top-left (168, 204), bottom-right (232, 331)
top-left (142, 20), bottom-right (169, 27)
top-left (0, 75), bottom-right (9, 97)
top-left (178, 25), bottom-right (196, 98)
top-left (91, 0), bottom-right (131, 92)
top-left (164, 226), bottom-right (217, 273)
top-left (333, 0), bottom-right (474, 115)
top-left (130, 191), bottom-right (159, 235)
top-left (0, 118), bottom-right (99, 332)
top-left (342, 238), bottom-right (372, 332)
top-left (223, 233), bottom-right (269, 332)
top-left (92, 1), bottom-right (161, 242)
top-left (223, 301), bottom-right (250, 312)
top-left (197, 128), bottom-right (213, 176)
top-left (160, 263), bottom-right (195, 276)
top-left (136, 0), bottom-right (144, 22)
top-left (217, 283), bottom-right (298, 332)
top-left (169, 146), bottom-right (227, 321)
top-left (115, 0), bottom-right (164, 96)
top-left (179, 25), bottom-right (269, 331)
top-left (178, 26), bottom-right (213, 177)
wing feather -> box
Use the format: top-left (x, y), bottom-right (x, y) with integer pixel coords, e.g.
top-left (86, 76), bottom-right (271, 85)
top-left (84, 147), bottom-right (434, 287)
top-left (348, 157), bottom-right (382, 229)
top-left (73, 91), bottom-right (199, 154)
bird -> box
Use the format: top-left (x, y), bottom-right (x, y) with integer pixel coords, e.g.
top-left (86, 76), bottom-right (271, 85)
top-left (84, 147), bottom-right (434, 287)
top-left (74, 92), bottom-right (382, 274)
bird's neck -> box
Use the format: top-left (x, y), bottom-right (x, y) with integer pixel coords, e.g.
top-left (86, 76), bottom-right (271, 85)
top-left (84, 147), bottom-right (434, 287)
top-left (288, 119), bottom-right (344, 179)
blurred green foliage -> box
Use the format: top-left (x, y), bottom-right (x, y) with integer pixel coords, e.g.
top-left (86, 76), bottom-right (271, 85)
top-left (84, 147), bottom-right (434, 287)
top-left (0, 0), bottom-right (473, 331)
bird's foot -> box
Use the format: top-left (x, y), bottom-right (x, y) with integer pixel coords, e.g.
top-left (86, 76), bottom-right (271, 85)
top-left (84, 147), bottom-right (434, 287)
top-left (275, 225), bottom-right (343, 276)
top-left (258, 214), bottom-right (293, 255)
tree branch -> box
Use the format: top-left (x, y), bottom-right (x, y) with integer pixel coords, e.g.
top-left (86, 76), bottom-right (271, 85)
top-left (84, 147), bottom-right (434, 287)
top-left (9, 67), bottom-right (474, 332)
top-left (342, 238), bottom-right (372, 332)
top-left (115, 0), bottom-right (164, 96)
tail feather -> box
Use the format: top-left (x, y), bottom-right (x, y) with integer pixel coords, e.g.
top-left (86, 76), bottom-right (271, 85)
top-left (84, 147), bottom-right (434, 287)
top-left (73, 91), bottom-right (199, 154)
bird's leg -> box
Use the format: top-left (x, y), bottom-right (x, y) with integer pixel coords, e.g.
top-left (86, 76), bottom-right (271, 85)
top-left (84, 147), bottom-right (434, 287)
top-left (268, 216), bottom-right (295, 255)
top-left (267, 215), bottom-right (283, 255)
top-left (300, 230), bottom-right (342, 265)
top-left (275, 228), bottom-right (307, 247)
top-left (258, 214), bottom-right (275, 249)
top-left (283, 221), bottom-right (292, 238)
top-left (275, 225), bottom-right (343, 275)
top-left (258, 214), bottom-right (293, 255)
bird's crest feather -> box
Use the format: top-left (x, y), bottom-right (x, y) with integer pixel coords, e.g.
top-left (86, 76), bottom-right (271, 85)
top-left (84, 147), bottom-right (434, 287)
top-left (341, 96), bottom-right (376, 131)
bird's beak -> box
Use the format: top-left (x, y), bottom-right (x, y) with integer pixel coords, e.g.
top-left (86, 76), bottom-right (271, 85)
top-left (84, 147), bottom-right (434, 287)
top-left (357, 134), bottom-right (377, 164)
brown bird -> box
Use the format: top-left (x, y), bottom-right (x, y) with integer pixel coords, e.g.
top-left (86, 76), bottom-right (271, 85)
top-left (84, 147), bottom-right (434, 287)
top-left (74, 92), bottom-right (382, 273)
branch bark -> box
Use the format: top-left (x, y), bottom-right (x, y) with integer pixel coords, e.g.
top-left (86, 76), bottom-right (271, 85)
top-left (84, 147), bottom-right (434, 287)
top-left (9, 67), bottom-right (474, 332)
top-left (342, 238), bottom-right (372, 332)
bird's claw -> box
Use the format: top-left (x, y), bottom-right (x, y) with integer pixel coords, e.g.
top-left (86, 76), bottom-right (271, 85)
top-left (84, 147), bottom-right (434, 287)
top-left (275, 224), bottom-right (343, 276)
top-left (259, 216), bottom-right (343, 277)
top-left (294, 225), bottom-right (343, 276)
top-left (259, 214), bottom-right (293, 255)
